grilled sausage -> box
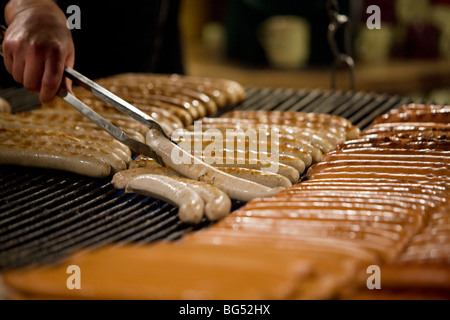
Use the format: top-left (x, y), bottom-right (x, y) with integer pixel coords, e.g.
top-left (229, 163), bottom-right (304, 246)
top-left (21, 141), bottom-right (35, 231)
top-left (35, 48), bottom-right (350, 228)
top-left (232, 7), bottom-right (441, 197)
top-left (115, 73), bottom-right (246, 107)
top-left (307, 163), bottom-right (450, 181)
top-left (240, 201), bottom-right (424, 226)
top-left (338, 140), bottom-right (450, 151)
top-left (215, 167), bottom-right (293, 188)
top-left (110, 75), bottom-right (230, 109)
top-left (136, 100), bottom-right (194, 127)
top-left (0, 127), bottom-right (132, 162)
top-left (362, 122), bottom-right (450, 136)
top-left (194, 156), bottom-right (300, 184)
top-left (271, 193), bottom-right (442, 212)
top-left (309, 158), bottom-right (449, 171)
top-left (360, 132), bottom-right (450, 143)
top-left (361, 130), bottom-right (450, 141)
top-left (0, 116), bottom-right (145, 143)
top-left (1, 138), bottom-right (127, 173)
top-left (128, 152), bottom-right (302, 184)
top-left (112, 167), bottom-right (182, 189)
top-left (325, 147), bottom-right (450, 157)
top-left (145, 129), bottom-right (285, 202)
top-left (136, 95), bottom-right (201, 120)
top-left (174, 130), bottom-right (322, 164)
top-left (129, 155), bottom-right (163, 169)
top-left (373, 107), bottom-right (450, 124)
top-left (321, 151), bottom-right (450, 164)
top-left (108, 85), bottom-right (211, 118)
top-left (22, 109), bottom-right (148, 133)
top-left (220, 110), bottom-right (356, 129)
top-left (306, 171), bottom-right (450, 184)
top-left (342, 135), bottom-right (450, 146)
top-left (180, 147), bottom-right (307, 173)
top-left (114, 168), bottom-right (231, 221)
top-left (179, 139), bottom-right (312, 168)
top-left (167, 75), bottom-right (246, 106)
top-left (123, 161), bottom-right (293, 189)
top-left (282, 184), bottom-right (448, 204)
top-left (1, 112), bottom-right (145, 143)
top-left (186, 122), bottom-right (337, 152)
top-left (294, 178), bottom-right (449, 195)
top-left (164, 177), bottom-right (231, 221)
top-left (0, 143), bottom-right (111, 178)
top-left (196, 117), bottom-right (348, 142)
top-left (125, 174), bottom-right (205, 224)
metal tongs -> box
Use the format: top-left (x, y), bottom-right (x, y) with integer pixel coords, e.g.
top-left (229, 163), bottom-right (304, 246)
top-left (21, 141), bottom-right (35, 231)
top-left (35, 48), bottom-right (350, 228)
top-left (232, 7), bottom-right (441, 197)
top-left (58, 67), bottom-right (169, 165)
top-left (0, 25), bottom-right (169, 166)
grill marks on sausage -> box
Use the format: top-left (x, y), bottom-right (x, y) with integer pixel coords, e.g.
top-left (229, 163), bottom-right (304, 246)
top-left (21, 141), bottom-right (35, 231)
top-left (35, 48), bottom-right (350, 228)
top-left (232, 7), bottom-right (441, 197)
top-left (43, 73), bottom-right (247, 131)
top-left (186, 104), bottom-right (449, 272)
top-left (0, 110), bottom-right (135, 177)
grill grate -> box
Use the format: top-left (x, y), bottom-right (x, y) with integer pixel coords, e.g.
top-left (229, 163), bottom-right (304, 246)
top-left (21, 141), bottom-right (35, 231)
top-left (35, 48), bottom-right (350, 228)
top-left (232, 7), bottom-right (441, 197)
top-left (0, 87), bottom-right (413, 270)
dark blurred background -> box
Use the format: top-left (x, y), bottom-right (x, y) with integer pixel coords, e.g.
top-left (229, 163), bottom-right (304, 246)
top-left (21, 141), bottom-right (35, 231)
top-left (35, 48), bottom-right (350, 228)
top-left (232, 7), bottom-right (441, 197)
top-left (1, 0), bottom-right (449, 103)
top-left (181, 0), bottom-right (450, 102)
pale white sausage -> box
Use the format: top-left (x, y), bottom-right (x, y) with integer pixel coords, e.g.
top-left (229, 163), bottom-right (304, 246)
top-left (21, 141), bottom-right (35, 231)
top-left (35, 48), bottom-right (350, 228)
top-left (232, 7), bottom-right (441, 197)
top-left (0, 144), bottom-right (111, 178)
top-left (125, 174), bottom-right (204, 224)
top-left (145, 129), bottom-right (284, 202)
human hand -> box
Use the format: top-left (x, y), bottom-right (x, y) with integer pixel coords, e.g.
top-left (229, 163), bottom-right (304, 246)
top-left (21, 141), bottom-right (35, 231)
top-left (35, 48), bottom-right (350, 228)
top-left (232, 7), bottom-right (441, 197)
top-left (2, 0), bottom-right (75, 103)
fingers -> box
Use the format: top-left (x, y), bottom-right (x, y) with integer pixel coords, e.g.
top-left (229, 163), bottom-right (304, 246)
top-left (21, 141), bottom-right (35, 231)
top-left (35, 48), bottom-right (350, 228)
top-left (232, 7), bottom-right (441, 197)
top-left (4, 39), bottom-right (74, 103)
top-left (12, 59), bottom-right (25, 84)
top-left (23, 52), bottom-right (45, 93)
top-left (3, 39), bottom-right (25, 84)
top-left (2, 33), bottom-right (15, 75)
top-left (2, 9), bottom-right (75, 103)
top-left (40, 47), bottom-right (75, 101)
top-left (40, 48), bottom-right (65, 103)
top-left (4, 41), bottom-right (66, 102)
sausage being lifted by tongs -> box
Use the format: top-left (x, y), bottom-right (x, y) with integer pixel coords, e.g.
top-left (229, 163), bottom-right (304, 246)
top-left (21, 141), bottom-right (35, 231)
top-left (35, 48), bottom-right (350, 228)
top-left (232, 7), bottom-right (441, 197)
top-left (59, 69), bottom-right (284, 201)
top-left (61, 70), bottom-right (284, 204)
top-left (0, 25), bottom-right (284, 216)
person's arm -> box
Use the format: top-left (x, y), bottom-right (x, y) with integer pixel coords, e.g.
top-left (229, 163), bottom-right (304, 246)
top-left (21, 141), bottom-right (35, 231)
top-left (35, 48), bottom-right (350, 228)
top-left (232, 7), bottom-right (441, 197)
top-left (2, 0), bottom-right (74, 102)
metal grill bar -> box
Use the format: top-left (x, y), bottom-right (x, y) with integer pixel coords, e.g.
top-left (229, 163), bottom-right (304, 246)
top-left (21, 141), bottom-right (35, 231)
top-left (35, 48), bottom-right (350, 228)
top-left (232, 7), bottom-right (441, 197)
top-left (237, 88), bottom-right (412, 129)
top-left (0, 178), bottom-right (92, 228)
top-left (284, 89), bottom-right (325, 112)
top-left (0, 88), bottom-right (413, 270)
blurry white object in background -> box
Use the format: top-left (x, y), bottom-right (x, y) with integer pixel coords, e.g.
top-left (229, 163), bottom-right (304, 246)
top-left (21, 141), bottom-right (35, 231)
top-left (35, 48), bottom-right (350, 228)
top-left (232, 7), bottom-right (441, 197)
top-left (258, 15), bottom-right (311, 70)
top-left (355, 25), bottom-right (395, 64)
